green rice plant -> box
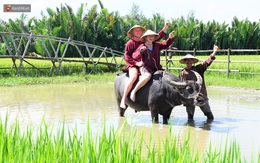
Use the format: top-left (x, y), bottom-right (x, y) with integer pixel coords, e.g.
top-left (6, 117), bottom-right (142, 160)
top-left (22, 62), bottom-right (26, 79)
top-left (0, 115), bottom-right (259, 162)
top-left (205, 137), bottom-right (245, 163)
top-left (205, 142), bottom-right (220, 162)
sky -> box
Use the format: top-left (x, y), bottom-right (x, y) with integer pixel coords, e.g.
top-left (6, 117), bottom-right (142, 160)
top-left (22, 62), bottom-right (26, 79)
top-left (1, 0), bottom-right (259, 25)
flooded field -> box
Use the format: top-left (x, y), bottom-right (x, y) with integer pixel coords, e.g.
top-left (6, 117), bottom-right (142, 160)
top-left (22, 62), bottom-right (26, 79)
top-left (0, 83), bottom-right (259, 161)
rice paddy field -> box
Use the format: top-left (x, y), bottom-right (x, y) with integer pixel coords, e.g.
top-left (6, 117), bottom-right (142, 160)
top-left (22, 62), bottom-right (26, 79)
top-left (0, 54), bottom-right (259, 162)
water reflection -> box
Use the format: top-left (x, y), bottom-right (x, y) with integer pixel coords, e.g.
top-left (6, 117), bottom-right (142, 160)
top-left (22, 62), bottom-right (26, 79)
top-left (0, 83), bottom-right (259, 161)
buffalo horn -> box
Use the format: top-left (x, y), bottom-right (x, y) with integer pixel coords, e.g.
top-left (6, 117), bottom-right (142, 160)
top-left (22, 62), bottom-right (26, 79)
top-left (191, 70), bottom-right (203, 85)
top-left (164, 75), bottom-right (187, 88)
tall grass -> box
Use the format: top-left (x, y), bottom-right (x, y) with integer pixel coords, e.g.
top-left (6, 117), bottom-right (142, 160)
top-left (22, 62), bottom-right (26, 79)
top-left (0, 116), bottom-right (258, 162)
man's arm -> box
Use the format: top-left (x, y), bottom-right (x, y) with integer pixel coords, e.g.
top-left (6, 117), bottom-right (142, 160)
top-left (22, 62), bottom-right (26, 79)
top-left (211, 45), bottom-right (219, 57)
top-left (200, 45), bottom-right (219, 69)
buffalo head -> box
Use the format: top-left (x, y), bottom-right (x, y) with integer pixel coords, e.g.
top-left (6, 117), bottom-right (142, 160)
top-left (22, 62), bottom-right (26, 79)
top-left (163, 70), bottom-right (204, 106)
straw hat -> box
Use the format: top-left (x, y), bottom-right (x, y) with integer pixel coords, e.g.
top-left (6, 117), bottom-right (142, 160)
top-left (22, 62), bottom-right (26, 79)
top-left (179, 54), bottom-right (199, 64)
top-left (140, 30), bottom-right (160, 42)
top-left (127, 25), bottom-right (146, 38)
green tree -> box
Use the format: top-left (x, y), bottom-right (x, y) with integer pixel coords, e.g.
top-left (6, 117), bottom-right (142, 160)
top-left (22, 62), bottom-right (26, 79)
top-left (0, 0), bottom-right (259, 55)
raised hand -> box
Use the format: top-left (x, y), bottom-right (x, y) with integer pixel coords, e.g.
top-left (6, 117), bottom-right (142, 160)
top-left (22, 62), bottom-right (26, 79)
top-left (169, 31), bottom-right (175, 38)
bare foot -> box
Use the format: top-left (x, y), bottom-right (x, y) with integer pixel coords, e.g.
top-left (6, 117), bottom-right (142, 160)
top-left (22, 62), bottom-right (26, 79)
top-left (130, 92), bottom-right (136, 102)
top-left (120, 101), bottom-right (126, 109)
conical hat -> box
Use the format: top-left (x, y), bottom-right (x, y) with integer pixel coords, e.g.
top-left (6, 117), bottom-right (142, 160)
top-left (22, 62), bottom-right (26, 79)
top-left (140, 29), bottom-right (160, 42)
top-left (127, 25), bottom-right (146, 38)
top-left (179, 54), bottom-right (199, 64)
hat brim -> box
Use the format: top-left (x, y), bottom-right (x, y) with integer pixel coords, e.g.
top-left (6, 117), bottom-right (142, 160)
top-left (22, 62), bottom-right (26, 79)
top-left (127, 25), bottom-right (146, 38)
top-left (140, 35), bottom-right (160, 42)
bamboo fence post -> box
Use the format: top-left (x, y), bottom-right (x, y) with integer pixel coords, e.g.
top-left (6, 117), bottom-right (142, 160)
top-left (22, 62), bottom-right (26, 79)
top-left (193, 48), bottom-right (196, 56)
top-left (165, 50), bottom-right (168, 71)
top-left (18, 32), bottom-right (33, 75)
top-left (227, 48), bottom-right (231, 78)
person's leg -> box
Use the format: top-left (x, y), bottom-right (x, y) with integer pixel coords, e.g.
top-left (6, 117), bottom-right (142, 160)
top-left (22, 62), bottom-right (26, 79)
top-left (200, 100), bottom-right (214, 121)
top-left (186, 104), bottom-right (195, 121)
top-left (130, 70), bottom-right (152, 102)
top-left (120, 67), bottom-right (138, 109)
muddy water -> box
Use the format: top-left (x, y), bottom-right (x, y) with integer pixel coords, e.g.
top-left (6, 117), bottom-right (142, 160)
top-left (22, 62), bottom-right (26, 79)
top-left (0, 83), bottom-right (259, 160)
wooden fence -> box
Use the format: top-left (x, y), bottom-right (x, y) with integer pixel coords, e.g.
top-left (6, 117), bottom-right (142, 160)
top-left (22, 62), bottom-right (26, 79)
top-left (1, 32), bottom-right (259, 77)
top-left (0, 32), bottom-right (124, 74)
top-left (163, 49), bottom-right (260, 78)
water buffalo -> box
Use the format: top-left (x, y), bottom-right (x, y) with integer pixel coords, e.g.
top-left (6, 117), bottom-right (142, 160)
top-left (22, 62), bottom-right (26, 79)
top-left (114, 70), bottom-right (204, 124)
